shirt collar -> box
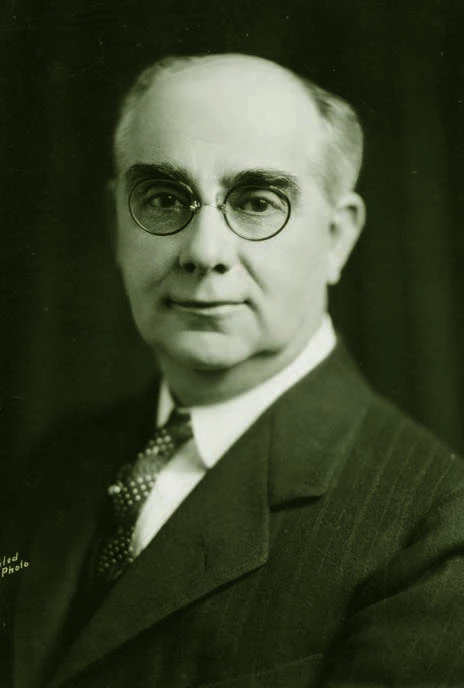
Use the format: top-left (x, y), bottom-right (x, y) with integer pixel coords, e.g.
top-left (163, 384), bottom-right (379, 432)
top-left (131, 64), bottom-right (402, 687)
top-left (157, 314), bottom-right (336, 468)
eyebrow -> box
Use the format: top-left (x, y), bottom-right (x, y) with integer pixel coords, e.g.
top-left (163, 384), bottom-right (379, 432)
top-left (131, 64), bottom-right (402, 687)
top-left (124, 163), bottom-right (191, 191)
top-left (223, 169), bottom-right (302, 197)
top-left (124, 163), bottom-right (302, 198)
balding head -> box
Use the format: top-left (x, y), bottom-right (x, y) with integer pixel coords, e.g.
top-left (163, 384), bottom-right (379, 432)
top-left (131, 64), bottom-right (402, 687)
top-left (113, 53), bottom-right (363, 205)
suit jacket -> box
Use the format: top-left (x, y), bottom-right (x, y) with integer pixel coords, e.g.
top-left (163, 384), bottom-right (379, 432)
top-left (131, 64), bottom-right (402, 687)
top-left (2, 344), bottom-right (464, 688)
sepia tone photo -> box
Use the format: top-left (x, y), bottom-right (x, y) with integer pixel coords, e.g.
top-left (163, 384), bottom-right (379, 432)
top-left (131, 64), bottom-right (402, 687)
top-left (1, 2), bottom-right (464, 686)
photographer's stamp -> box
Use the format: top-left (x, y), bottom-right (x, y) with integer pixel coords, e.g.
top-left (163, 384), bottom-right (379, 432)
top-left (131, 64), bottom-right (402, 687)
top-left (0, 552), bottom-right (29, 579)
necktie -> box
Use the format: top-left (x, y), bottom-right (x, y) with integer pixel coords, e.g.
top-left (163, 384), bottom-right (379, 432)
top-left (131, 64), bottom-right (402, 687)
top-left (95, 407), bottom-right (193, 582)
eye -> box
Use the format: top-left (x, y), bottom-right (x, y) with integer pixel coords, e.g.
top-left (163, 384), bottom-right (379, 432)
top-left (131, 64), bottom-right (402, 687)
top-left (148, 192), bottom-right (183, 209)
top-left (227, 187), bottom-right (286, 216)
top-left (140, 185), bottom-right (190, 213)
top-left (243, 196), bottom-right (273, 213)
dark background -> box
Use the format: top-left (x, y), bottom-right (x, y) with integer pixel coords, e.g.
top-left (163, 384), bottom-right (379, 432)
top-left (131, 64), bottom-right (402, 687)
top-left (1, 0), bottom-right (464, 496)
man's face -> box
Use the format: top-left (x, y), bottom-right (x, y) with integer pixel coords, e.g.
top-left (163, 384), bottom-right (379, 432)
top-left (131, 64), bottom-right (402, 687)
top-left (114, 57), bottom-right (357, 383)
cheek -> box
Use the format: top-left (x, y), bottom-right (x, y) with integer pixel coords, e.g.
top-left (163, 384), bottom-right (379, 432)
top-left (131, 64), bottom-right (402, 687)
top-left (244, 224), bottom-right (331, 310)
top-left (116, 225), bottom-right (179, 292)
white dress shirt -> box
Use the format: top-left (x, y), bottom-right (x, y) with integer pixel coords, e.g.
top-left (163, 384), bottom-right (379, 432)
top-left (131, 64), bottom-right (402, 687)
top-left (131, 315), bottom-right (336, 556)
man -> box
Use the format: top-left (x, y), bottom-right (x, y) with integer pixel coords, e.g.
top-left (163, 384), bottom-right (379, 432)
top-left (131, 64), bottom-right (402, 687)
top-left (2, 53), bottom-right (464, 688)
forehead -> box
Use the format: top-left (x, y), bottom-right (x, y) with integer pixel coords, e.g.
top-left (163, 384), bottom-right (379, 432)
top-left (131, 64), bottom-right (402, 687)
top-left (119, 58), bottom-right (325, 185)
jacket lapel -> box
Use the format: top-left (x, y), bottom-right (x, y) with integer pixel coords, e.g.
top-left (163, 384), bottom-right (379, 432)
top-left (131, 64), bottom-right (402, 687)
top-left (267, 343), bottom-right (372, 506)
top-left (49, 408), bottom-right (272, 688)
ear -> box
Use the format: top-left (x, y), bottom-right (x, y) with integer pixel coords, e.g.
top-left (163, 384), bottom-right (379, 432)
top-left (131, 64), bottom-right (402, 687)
top-left (327, 192), bottom-right (366, 285)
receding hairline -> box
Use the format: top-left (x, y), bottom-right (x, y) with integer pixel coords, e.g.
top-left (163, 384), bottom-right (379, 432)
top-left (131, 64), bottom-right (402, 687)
top-left (116, 52), bottom-right (325, 138)
top-left (113, 53), bottom-right (364, 204)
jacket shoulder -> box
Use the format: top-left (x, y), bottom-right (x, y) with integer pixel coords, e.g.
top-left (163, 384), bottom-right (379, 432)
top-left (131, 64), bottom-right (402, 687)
top-left (359, 390), bottom-right (462, 489)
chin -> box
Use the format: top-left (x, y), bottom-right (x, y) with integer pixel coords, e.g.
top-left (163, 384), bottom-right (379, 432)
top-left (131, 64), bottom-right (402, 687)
top-left (160, 331), bottom-right (253, 371)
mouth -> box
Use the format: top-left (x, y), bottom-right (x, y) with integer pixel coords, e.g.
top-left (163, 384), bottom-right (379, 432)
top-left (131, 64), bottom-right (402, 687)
top-left (168, 299), bottom-right (246, 316)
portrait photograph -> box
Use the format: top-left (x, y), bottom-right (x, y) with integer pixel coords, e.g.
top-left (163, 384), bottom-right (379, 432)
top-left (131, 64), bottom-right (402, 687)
top-left (1, 1), bottom-right (464, 687)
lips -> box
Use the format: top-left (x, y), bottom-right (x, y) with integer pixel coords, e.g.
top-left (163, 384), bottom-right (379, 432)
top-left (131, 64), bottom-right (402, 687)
top-left (168, 297), bottom-right (246, 316)
top-left (170, 299), bottom-right (242, 308)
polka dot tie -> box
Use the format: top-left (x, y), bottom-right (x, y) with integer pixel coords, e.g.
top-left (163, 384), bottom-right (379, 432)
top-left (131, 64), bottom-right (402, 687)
top-left (95, 407), bottom-right (193, 582)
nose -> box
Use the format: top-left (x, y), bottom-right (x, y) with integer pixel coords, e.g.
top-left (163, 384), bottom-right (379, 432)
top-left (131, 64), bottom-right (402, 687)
top-left (178, 205), bottom-right (236, 275)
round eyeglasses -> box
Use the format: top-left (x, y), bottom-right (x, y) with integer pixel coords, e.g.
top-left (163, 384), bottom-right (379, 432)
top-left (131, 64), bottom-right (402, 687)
top-left (129, 179), bottom-right (291, 241)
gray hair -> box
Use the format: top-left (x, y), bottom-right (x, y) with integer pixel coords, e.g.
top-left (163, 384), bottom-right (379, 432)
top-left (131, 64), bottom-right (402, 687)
top-left (113, 54), bottom-right (364, 205)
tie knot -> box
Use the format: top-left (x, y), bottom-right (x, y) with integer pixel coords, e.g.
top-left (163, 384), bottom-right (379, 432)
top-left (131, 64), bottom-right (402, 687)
top-left (110, 407), bottom-right (193, 496)
top-left (164, 407), bottom-right (193, 445)
top-left (132, 407), bottom-right (192, 469)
